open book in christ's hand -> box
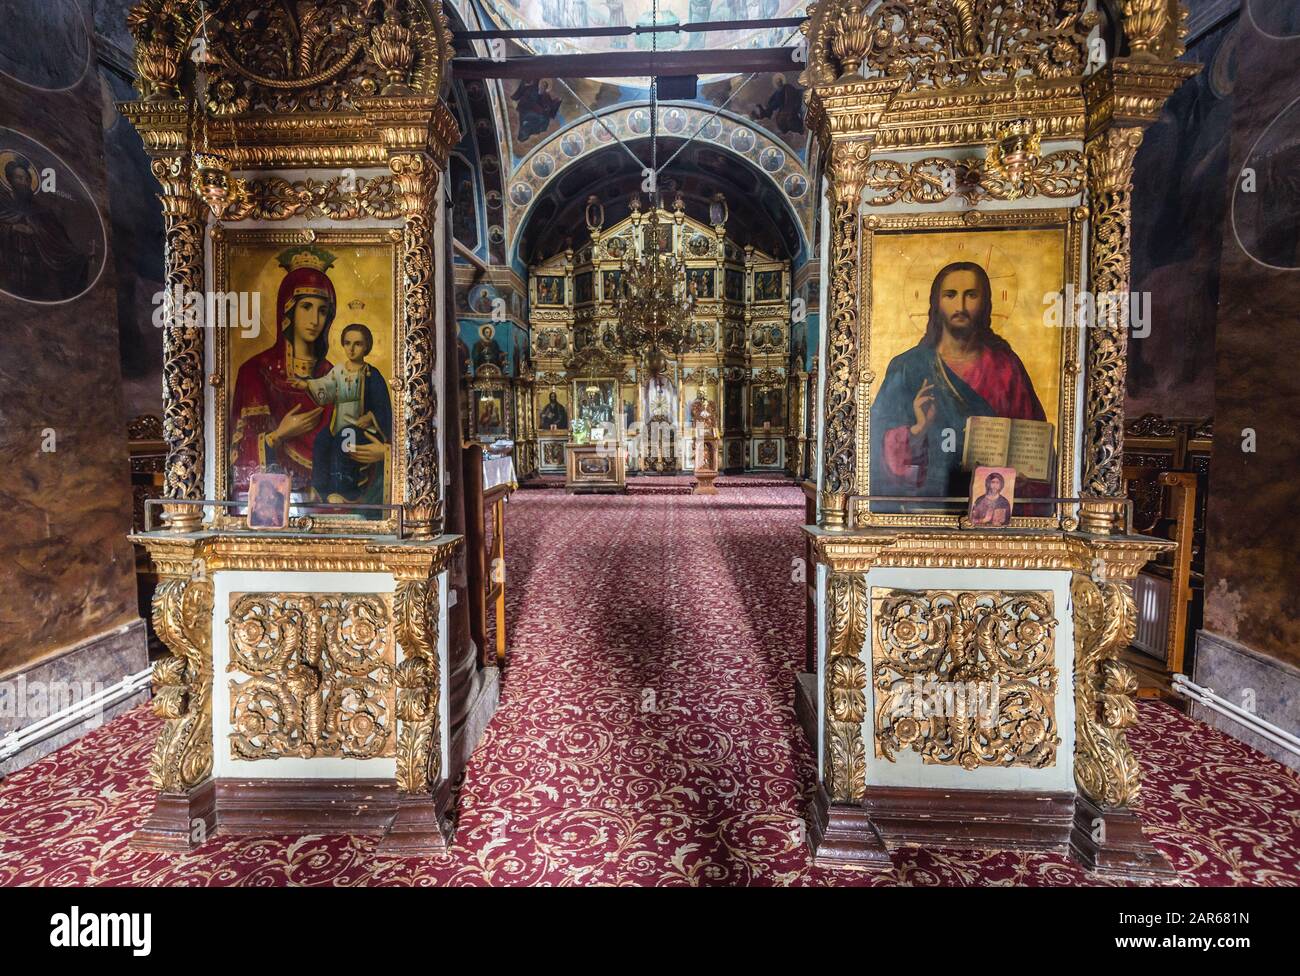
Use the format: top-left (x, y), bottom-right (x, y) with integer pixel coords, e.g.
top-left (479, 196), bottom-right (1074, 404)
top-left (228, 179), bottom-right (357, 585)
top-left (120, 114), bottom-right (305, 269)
top-left (961, 416), bottom-right (1054, 482)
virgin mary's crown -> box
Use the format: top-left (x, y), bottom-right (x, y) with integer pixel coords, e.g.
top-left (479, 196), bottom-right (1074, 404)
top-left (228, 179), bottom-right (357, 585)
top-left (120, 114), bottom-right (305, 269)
top-left (278, 245), bottom-right (337, 274)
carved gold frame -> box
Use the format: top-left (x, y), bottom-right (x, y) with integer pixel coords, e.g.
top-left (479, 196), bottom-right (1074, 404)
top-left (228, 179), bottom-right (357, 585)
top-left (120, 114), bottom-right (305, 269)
top-left (211, 226), bottom-right (405, 535)
top-left (854, 206), bottom-right (1084, 529)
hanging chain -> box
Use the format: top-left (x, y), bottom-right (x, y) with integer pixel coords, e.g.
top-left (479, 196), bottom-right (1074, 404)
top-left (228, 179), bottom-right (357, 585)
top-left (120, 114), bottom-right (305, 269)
top-left (649, 0), bottom-right (659, 213)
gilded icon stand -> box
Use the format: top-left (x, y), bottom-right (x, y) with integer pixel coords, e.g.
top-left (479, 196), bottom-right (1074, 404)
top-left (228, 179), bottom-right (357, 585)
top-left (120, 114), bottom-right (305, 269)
top-left (121, 0), bottom-right (468, 853)
top-left (802, 0), bottom-right (1197, 877)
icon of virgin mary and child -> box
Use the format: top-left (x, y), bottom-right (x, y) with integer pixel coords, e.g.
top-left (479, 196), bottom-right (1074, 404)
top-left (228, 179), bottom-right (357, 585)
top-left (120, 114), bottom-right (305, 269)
top-left (229, 246), bottom-right (392, 515)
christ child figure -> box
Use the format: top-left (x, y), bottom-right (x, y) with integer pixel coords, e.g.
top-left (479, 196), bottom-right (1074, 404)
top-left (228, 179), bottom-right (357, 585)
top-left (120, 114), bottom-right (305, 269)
top-left (290, 323), bottom-right (392, 505)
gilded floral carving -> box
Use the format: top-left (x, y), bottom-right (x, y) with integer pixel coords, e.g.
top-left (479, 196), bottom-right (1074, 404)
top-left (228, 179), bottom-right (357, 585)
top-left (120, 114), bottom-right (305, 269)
top-left (872, 589), bottom-right (1059, 769)
top-left (227, 594), bottom-right (396, 760)
top-left (825, 573), bottom-right (869, 802)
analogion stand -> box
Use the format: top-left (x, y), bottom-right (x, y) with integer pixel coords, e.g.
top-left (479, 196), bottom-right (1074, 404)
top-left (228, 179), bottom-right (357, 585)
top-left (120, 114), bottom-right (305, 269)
top-left (565, 442), bottom-right (627, 493)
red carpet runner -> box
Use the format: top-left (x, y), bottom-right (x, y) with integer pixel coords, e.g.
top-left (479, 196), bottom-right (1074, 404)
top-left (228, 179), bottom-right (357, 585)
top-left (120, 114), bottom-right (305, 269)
top-left (1, 486), bottom-right (1298, 885)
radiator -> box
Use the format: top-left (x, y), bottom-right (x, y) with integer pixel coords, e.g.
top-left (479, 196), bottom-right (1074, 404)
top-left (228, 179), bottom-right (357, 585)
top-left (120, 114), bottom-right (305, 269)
top-left (1132, 571), bottom-right (1170, 660)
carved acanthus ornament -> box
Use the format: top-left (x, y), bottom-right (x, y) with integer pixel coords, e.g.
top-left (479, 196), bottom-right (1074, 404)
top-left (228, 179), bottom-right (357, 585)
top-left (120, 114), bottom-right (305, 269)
top-left (223, 175), bottom-right (400, 221)
top-left (393, 568), bottom-right (442, 794)
top-left (369, 0), bottom-right (419, 94)
top-left (125, 0), bottom-right (201, 101)
top-left (872, 590), bottom-right (1059, 769)
top-left (803, 0), bottom-right (1096, 89)
top-left (148, 574), bottom-right (215, 793)
top-left (825, 573), bottom-right (869, 803)
top-left (124, 0), bottom-right (419, 109)
top-left (1071, 573), bottom-right (1141, 807)
top-left (863, 150), bottom-right (1084, 205)
top-left (227, 594), bottom-right (396, 760)
top-left (1121, 0), bottom-right (1189, 61)
top-left (192, 0), bottom-right (449, 115)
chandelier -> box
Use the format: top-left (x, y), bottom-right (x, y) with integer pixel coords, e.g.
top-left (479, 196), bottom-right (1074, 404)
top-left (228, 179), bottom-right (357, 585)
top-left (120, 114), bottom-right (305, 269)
top-left (612, 197), bottom-right (694, 359)
top-left (607, 0), bottom-right (694, 364)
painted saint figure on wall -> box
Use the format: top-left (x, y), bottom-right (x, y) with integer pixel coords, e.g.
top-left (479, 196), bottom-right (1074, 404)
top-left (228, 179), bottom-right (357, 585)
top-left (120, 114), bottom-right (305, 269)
top-left (474, 323), bottom-right (505, 369)
top-left (750, 74), bottom-right (805, 136)
top-left (0, 150), bottom-right (88, 301)
top-left (870, 261), bottom-right (1046, 501)
top-left (511, 79), bottom-right (562, 142)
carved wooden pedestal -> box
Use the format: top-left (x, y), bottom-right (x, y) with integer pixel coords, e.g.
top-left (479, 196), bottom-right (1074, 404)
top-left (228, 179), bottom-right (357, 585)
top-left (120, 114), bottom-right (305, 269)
top-left (131, 783), bottom-right (217, 852)
top-left (565, 442), bottom-right (626, 493)
top-left (808, 786), bottom-right (893, 870)
top-left (128, 532), bottom-right (463, 853)
top-left (803, 526), bottom-right (1174, 875)
top-left (694, 433), bottom-right (720, 495)
top-left (379, 778), bottom-right (454, 854)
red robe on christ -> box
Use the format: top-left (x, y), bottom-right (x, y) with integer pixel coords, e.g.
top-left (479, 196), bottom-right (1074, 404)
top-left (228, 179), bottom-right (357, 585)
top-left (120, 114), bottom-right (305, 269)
top-left (872, 341), bottom-right (1048, 501)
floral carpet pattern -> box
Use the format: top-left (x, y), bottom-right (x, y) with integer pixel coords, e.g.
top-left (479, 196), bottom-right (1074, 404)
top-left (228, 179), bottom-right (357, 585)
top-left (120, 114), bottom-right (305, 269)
top-left (1, 486), bottom-right (1298, 886)
top-left (519, 472), bottom-right (798, 493)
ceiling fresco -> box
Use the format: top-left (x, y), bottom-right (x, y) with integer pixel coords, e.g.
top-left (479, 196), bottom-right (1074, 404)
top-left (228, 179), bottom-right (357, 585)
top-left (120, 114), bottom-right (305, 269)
top-left (497, 72), bottom-right (807, 165)
top-left (502, 102), bottom-right (812, 265)
top-left (446, 0), bottom-right (815, 278)
top-left (453, 78), bottom-right (510, 265)
top-left (474, 0), bottom-right (801, 57)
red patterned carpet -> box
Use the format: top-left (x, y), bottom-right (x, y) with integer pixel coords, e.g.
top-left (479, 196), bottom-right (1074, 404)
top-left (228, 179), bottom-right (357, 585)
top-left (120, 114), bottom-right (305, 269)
top-left (519, 472), bottom-right (798, 493)
top-left (2, 485), bottom-right (1299, 886)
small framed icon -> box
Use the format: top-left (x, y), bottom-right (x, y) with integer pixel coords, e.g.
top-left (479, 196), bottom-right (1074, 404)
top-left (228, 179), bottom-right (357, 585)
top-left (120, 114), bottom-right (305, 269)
top-left (967, 466), bottom-right (1017, 527)
top-left (247, 472), bottom-right (292, 530)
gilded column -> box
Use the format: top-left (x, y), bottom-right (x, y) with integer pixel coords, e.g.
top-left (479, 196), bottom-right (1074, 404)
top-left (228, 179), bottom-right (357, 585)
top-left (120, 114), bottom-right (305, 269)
top-left (128, 535), bottom-right (217, 852)
top-left (804, 66), bottom-right (899, 529)
top-left (819, 141), bottom-right (872, 529)
top-left (123, 3), bottom-right (206, 532)
top-left (1079, 15), bottom-right (1197, 513)
top-left (391, 152), bottom-right (443, 539)
top-left (1080, 128), bottom-right (1143, 501)
top-left (381, 558), bottom-right (452, 853)
top-left (154, 152), bottom-right (207, 532)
